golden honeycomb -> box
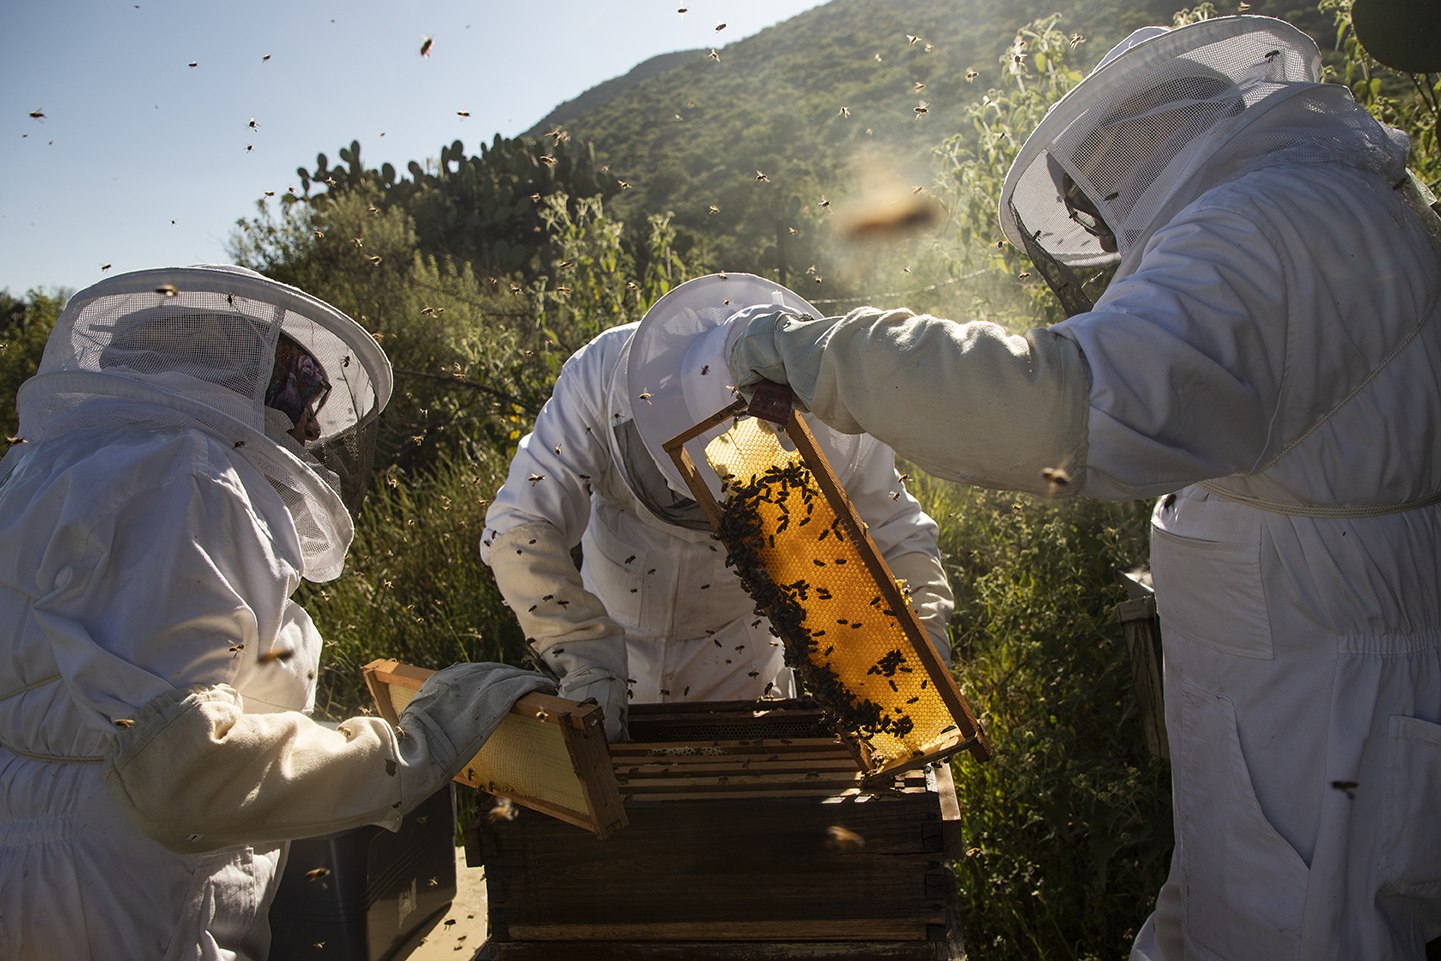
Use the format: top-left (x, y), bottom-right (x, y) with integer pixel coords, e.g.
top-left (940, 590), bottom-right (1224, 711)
top-left (702, 414), bottom-right (985, 778)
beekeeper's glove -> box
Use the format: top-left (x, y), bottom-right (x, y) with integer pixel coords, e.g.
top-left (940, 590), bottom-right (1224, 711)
top-left (104, 662), bottom-right (551, 854)
top-left (398, 661), bottom-right (558, 782)
top-left (544, 636), bottom-right (630, 742)
top-left (728, 309), bottom-right (839, 409)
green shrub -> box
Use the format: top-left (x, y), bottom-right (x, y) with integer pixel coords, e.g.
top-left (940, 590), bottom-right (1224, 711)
top-left (300, 446), bottom-right (526, 719)
top-left (918, 478), bottom-right (1167, 960)
top-left (0, 289), bottom-right (64, 442)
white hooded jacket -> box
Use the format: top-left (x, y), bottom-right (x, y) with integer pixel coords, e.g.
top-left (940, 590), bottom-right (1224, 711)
top-left (0, 268), bottom-right (544, 961)
top-left (482, 319), bottom-right (952, 706)
top-left (728, 19), bottom-right (1441, 960)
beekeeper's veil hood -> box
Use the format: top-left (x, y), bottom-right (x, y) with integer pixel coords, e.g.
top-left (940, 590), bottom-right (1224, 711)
top-left (9, 265), bottom-right (392, 582)
top-left (615, 273), bottom-right (863, 518)
top-left (999, 16), bottom-right (1324, 276)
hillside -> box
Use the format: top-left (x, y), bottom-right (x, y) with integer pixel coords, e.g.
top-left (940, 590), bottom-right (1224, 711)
top-left (518, 0), bottom-right (1337, 283)
top-left (527, 49), bottom-right (705, 135)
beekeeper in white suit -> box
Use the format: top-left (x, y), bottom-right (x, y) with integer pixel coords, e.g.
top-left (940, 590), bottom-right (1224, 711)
top-left (0, 265), bottom-right (550, 961)
top-left (482, 273), bottom-right (953, 739)
top-left (729, 16), bottom-right (1441, 961)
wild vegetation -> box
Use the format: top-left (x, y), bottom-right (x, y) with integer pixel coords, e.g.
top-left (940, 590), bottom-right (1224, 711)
top-left (2, 1), bottom-right (1437, 958)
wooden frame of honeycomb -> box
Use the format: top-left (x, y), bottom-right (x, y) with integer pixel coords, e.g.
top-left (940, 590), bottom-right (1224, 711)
top-left (663, 394), bottom-right (990, 781)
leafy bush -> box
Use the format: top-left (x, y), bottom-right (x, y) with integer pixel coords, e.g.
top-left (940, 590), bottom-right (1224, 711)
top-left (923, 480), bottom-right (1165, 960)
top-left (300, 447), bottom-right (526, 718)
top-left (0, 289), bottom-right (65, 442)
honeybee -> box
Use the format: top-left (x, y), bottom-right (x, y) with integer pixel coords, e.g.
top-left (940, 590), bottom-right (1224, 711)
top-left (487, 796), bottom-right (518, 823)
top-left (1041, 466), bottom-right (1071, 495)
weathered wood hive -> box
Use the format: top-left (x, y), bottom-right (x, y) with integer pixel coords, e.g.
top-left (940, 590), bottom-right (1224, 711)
top-left (468, 699), bottom-right (967, 961)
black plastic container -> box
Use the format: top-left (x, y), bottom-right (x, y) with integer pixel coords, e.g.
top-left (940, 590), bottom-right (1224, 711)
top-left (268, 785), bottom-right (457, 960)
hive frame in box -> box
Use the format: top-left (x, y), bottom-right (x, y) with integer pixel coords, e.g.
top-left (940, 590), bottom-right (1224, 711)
top-left (362, 659), bottom-right (627, 838)
top-left (662, 397), bottom-right (990, 782)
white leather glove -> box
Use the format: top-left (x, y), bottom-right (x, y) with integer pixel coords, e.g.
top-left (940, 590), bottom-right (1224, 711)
top-left (398, 661), bottom-right (557, 784)
top-left (104, 663), bottom-right (551, 854)
top-left (542, 636), bottom-right (629, 742)
top-left (728, 309), bottom-right (839, 408)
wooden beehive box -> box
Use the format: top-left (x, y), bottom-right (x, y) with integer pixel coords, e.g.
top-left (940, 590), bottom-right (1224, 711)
top-left (465, 699), bottom-right (967, 961)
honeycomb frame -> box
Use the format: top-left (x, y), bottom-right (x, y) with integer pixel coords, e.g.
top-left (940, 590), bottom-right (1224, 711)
top-left (663, 397), bottom-right (990, 781)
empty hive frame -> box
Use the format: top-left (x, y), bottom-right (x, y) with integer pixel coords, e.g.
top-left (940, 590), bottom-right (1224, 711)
top-left (663, 390), bottom-right (990, 781)
top-left (363, 659), bottom-right (627, 838)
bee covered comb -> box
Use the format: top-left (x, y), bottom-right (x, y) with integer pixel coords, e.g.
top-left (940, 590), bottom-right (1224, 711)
top-left (662, 386), bottom-right (990, 782)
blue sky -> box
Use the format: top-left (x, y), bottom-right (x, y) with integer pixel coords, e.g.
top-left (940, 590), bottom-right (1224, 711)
top-left (1, 0), bottom-right (828, 297)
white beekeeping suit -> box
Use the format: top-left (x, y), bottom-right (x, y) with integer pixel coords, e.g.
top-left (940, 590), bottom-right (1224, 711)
top-left (0, 265), bottom-right (549, 961)
top-left (482, 274), bottom-right (953, 740)
top-left (729, 16), bottom-right (1441, 961)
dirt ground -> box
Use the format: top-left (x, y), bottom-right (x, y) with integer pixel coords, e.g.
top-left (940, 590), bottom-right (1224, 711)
top-left (406, 848), bottom-right (488, 961)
